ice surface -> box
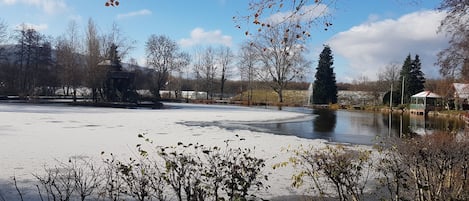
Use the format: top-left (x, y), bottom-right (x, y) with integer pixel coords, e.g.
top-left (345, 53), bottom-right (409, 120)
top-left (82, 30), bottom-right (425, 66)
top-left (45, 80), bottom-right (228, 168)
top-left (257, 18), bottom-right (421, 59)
top-left (0, 102), bottom-right (329, 199)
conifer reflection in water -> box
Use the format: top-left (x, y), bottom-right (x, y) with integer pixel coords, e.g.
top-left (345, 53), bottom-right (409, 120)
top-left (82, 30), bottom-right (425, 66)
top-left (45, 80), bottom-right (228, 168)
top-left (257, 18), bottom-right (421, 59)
top-left (250, 109), bottom-right (466, 145)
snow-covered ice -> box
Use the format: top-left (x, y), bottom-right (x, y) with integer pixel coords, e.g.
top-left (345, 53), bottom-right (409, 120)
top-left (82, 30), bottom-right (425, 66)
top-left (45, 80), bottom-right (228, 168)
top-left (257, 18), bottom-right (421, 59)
top-left (0, 102), bottom-right (329, 199)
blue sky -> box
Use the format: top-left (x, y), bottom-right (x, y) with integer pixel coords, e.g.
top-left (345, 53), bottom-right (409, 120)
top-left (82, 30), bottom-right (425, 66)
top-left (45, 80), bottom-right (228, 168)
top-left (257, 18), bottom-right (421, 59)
top-left (0, 0), bottom-right (447, 82)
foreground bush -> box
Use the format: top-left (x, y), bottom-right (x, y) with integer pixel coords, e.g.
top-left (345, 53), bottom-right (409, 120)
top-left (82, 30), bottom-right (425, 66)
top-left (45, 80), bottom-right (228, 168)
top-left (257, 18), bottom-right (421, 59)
top-left (27, 134), bottom-right (268, 201)
top-left (274, 132), bottom-right (469, 201)
top-left (7, 132), bottom-right (469, 201)
top-left (377, 132), bottom-right (469, 201)
top-left (275, 144), bottom-right (373, 201)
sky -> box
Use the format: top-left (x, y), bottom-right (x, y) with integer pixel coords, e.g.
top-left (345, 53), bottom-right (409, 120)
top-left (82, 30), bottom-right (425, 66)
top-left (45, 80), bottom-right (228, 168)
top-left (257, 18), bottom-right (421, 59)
top-left (0, 0), bottom-right (448, 83)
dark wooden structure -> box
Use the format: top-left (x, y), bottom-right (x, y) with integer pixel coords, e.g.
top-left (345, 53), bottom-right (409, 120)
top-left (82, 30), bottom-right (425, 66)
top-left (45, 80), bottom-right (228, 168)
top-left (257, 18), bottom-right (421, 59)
top-left (98, 59), bottom-right (138, 103)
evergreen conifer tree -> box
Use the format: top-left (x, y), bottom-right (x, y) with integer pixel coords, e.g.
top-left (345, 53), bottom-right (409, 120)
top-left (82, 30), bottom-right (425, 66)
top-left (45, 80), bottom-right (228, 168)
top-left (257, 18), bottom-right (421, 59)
top-left (108, 43), bottom-right (122, 71)
top-left (398, 54), bottom-right (412, 104)
top-left (410, 54), bottom-right (425, 95)
top-left (398, 54), bottom-right (425, 104)
top-left (313, 45), bottom-right (337, 104)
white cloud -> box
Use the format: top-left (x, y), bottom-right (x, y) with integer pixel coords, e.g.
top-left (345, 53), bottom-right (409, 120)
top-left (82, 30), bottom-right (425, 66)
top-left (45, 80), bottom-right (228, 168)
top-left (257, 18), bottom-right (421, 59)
top-left (0, 0), bottom-right (67, 14)
top-left (328, 10), bottom-right (449, 82)
top-left (1, 0), bottom-right (16, 4)
top-left (117, 9), bottom-right (152, 19)
top-left (179, 28), bottom-right (233, 47)
top-left (15, 23), bottom-right (48, 31)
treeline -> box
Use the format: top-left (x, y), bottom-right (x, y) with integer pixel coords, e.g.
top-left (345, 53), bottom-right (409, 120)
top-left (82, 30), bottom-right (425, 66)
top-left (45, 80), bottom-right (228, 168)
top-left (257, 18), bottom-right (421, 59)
top-left (0, 20), bottom-right (137, 101)
top-left (0, 18), bottom-right (315, 103)
top-left (0, 18), bottom-right (457, 105)
top-left (0, 28), bottom-right (55, 96)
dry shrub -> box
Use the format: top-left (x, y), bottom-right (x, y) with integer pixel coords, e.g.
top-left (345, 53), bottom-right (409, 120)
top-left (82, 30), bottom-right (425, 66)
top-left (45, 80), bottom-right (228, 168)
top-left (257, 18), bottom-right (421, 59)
top-left (277, 144), bottom-right (373, 201)
top-left (378, 132), bottom-right (469, 201)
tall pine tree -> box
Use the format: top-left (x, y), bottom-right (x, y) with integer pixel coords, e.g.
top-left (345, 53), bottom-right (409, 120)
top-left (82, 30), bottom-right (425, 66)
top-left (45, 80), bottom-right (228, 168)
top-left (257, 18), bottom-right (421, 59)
top-left (398, 54), bottom-right (425, 104)
top-left (410, 55), bottom-right (425, 95)
top-left (313, 45), bottom-right (337, 104)
top-left (398, 54), bottom-right (412, 104)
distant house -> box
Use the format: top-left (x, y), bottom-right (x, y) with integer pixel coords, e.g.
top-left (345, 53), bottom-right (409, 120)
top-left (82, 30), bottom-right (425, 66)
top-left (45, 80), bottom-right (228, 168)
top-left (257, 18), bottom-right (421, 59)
top-left (409, 91), bottom-right (443, 115)
top-left (337, 90), bottom-right (385, 106)
top-left (159, 90), bottom-right (207, 100)
top-left (453, 83), bottom-right (469, 110)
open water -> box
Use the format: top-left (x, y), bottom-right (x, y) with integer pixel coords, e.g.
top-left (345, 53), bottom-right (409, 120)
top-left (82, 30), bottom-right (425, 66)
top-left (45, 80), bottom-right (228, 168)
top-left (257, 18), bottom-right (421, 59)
top-left (250, 108), bottom-right (466, 145)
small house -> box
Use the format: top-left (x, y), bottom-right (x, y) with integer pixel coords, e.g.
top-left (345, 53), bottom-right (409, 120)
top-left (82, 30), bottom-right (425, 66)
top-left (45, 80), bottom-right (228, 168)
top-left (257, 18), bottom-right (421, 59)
top-left (453, 83), bottom-right (469, 110)
top-left (409, 91), bottom-right (442, 115)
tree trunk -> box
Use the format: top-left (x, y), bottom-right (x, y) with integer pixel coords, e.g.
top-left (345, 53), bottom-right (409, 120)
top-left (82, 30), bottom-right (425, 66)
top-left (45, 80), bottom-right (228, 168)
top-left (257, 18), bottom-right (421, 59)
top-left (220, 75), bottom-right (225, 100)
top-left (92, 88), bottom-right (97, 102)
top-left (278, 89), bottom-right (283, 103)
top-left (73, 88), bottom-right (77, 103)
top-left (220, 82), bottom-right (225, 100)
top-left (155, 89), bottom-right (161, 100)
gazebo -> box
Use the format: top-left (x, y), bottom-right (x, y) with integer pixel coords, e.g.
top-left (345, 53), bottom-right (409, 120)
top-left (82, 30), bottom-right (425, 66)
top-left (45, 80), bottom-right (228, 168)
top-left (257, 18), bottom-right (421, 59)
top-left (409, 91), bottom-right (442, 115)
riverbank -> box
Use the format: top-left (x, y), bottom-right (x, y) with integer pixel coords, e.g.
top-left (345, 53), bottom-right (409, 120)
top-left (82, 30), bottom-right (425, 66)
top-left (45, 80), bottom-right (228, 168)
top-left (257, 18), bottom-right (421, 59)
top-left (342, 104), bottom-right (468, 122)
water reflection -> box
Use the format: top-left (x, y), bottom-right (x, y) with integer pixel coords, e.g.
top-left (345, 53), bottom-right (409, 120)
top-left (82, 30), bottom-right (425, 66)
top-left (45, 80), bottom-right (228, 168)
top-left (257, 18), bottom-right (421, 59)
top-left (250, 108), bottom-right (466, 145)
top-left (380, 112), bottom-right (466, 137)
top-left (313, 109), bottom-right (337, 132)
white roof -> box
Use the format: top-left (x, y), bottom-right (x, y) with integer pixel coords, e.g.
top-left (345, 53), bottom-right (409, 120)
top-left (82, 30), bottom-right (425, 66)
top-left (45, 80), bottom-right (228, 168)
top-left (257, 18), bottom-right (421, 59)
top-left (98, 59), bottom-right (112, 65)
top-left (453, 83), bottom-right (469, 99)
top-left (411, 91), bottom-right (441, 98)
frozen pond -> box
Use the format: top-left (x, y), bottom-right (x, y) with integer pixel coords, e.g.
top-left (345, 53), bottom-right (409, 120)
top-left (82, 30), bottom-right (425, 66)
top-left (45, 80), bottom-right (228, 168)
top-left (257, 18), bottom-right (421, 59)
top-left (3, 102), bottom-right (460, 200)
top-left (0, 102), bottom-right (331, 200)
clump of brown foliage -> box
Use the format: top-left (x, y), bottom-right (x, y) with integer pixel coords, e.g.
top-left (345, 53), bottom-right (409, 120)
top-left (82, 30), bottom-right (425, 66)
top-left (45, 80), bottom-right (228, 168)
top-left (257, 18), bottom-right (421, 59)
top-left (378, 132), bottom-right (469, 201)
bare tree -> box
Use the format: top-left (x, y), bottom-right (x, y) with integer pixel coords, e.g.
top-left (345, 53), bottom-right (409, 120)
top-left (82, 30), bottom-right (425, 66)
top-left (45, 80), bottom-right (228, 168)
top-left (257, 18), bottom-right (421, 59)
top-left (376, 62), bottom-right (401, 105)
top-left (13, 24), bottom-right (53, 96)
top-left (0, 19), bottom-right (6, 45)
top-left (101, 22), bottom-right (135, 63)
top-left (217, 46), bottom-right (234, 100)
top-left (238, 41), bottom-right (260, 105)
top-left (351, 75), bottom-right (370, 91)
top-left (251, 22), bottom-right (309, 103)
top-left (169, 52), bottom-right (190, 99)
top-left (56, 20), bottom-right (83, 102)
top-left (84, 18), bottom-right (105, 102)
top-left (0, 19), bottom-right (7, 61)
top-left (437, 0), bottom-right (469, 81)
top-left (235, 0), bottom-right (336, 39)
top-left (0, 20), bottom-right (8, 94)
top-left (425, 78), bottom-right (454, 103)
top-left (376, 63), bottom-right (400, 95)
top-left (193, 46), bottom-right (217, 100)
top-left (145, 35), bottom-right (189, 100)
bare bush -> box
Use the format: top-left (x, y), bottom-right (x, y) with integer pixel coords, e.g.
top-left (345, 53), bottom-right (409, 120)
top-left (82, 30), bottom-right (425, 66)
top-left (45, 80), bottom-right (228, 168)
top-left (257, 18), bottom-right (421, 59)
top-left (34, 163), bottom-right (76, 201)
top-left (277, 144), bottom-right (373, 201)
top-left (378, 132), bottom-right (469, 201)
top-left (17, 130), bottom-right (469, 201)
top-left (158, 144), bottom-right (205, 201)
top-left (71, 158), bottom-right (101, 201)
top-left (156, 139), bottom-right (268, 201)
top-left (101, 153), bottom-right (127, 200)
top-left (201, 141), bottom-right (267, 200)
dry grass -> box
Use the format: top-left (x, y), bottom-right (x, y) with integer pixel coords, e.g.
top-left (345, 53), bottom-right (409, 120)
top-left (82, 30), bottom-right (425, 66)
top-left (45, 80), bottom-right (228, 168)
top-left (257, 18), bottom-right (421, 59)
top-left (233, 89), bottom-right (310, 106)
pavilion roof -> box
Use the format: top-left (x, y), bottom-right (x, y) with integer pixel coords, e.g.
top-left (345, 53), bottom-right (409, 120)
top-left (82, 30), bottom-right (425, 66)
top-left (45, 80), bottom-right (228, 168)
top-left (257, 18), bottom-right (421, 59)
top-left (411, 91), bottom-right (442, 98)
